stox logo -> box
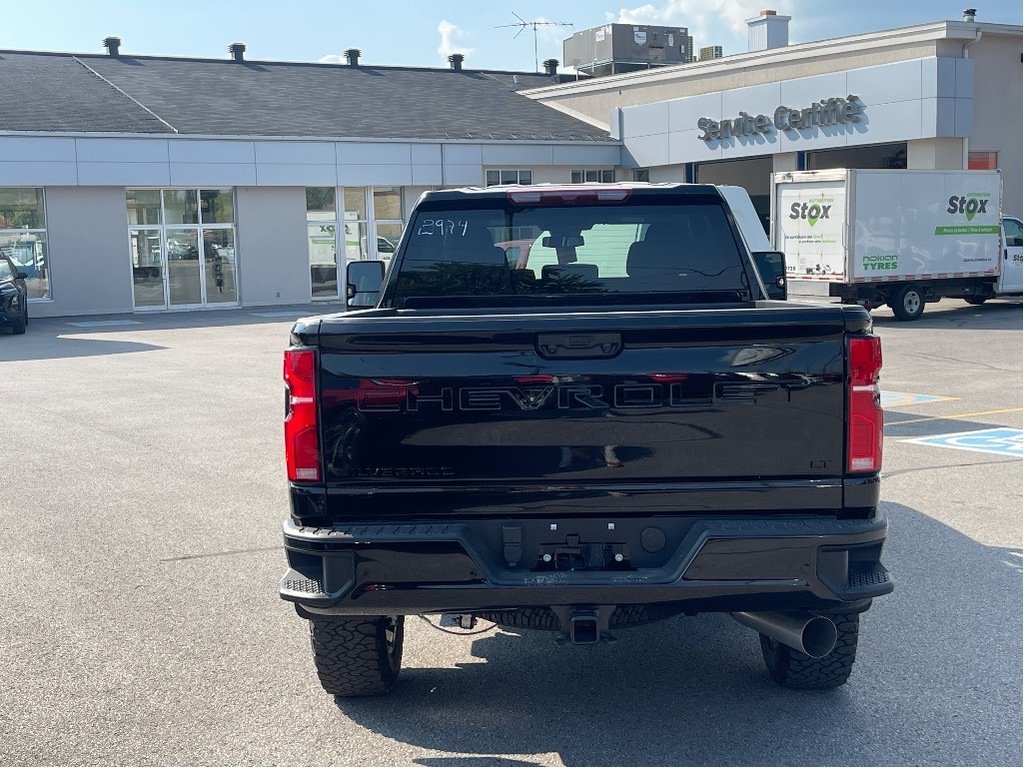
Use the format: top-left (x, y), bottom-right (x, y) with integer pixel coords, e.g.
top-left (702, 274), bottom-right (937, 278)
top-left (946, 194), bottom-right (989, 222)
top-left (788, 200), bottom-right (832, 227)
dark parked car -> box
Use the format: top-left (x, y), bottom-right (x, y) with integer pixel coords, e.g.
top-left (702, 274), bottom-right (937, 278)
top-left (0, 255), bottom-right (28, 334)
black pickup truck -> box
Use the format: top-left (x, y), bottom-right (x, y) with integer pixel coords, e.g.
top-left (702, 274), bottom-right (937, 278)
top-left (279, 183), bottom-right (892, 697)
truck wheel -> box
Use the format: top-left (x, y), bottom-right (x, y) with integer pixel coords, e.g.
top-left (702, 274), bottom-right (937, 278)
top-left (758, 613), bottom-right (859, 690)
top-left (965, 296), bottom-right (988, 306)
top-left (308, 615), bottom-right (404, 697)
top-left (891, 285), bottom-right (925, 321)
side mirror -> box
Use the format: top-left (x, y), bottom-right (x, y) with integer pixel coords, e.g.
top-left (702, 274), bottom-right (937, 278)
top-left (752, 251), bottom-right (787, 301)
top-left (346, 260), bottom-right (385, 308)
top-left (15, 271), bottom-right (29, 280)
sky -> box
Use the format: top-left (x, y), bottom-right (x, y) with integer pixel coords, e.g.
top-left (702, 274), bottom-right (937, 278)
top-left (0, 0), bottom-right (1019, 72)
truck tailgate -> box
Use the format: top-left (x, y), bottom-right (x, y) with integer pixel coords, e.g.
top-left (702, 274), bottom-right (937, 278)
top-left (311, 304), bottom-right (856, 518)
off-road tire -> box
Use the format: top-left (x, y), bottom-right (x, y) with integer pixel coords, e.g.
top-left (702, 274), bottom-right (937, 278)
top-left (891, 285), bottom-right (925, 321)
top-left (308, 615), bottom-right (404, 697)
top-left (759, 613), bottom-right (859, 690)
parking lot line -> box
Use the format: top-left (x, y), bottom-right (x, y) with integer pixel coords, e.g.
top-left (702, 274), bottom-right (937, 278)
top-left (886, 407), bottom-right (1023, 427)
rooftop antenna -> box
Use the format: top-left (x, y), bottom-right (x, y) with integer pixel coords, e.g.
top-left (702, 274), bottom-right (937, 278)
top-left (496, 11), bottom-right (573, 72)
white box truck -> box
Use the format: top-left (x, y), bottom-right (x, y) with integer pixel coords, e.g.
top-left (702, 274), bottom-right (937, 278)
top-left (771, 169), bottom-right (1023, 320)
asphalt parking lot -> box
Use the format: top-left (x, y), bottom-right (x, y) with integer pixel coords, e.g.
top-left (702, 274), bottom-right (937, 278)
top-left (1, 297), bottom-right (1021, 766)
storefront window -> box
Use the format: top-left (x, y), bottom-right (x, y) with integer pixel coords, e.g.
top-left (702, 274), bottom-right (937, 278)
top-left (306, 186), bottom-right (407, 299)
top-left (343, 188), bottom-right (367, 220)
top-left (968, 151), bottom-right (998, 171)
top-left (373, 187), bottom-right (403, 262)
top-left (126, 189), bottom-right (161, 226)
top-left (162, 189), bottom-right (199, 225)
top-left (571, 169), bottom-right (615, 183)
top-left (305, 187), bottom-right (336, 220)
top-left (200, 189), bottom-right (234, 224)
top-left (126, 189), bottom-right (237, 309)
top-left (0, 188), bottom-right (49, 299)
top-left (485, 169), bottom-right (532, 186)
top-left (342, 188), bottom-right (368, 263)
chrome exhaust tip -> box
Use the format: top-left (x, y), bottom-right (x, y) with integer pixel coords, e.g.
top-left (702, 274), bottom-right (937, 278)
top-left (732, 611), bottom-right (838, 659)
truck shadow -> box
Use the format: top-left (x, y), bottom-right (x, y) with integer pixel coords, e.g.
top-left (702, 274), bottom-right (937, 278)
top-left (871, 300), bottom-right (1021, 330)
top-left (884, 412), bottom-right (1021, 439)
top-left (0, 333), bottom-right (165, 362)
top-left (333, 502), bottom-right (1023, 767)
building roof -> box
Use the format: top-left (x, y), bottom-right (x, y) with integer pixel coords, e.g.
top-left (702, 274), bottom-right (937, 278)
top-left (0, 50), bottom-right (613, 142)
top-left (524, 19), bottom-right (1022, 98)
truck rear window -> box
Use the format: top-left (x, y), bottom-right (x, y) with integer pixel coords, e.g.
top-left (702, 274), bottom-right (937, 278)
top-left (388, 195), bottom-right (753, 307)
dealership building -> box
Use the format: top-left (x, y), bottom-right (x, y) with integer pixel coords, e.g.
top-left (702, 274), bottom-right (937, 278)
top-left (530, 12), bottom-right (1022, 232)
top-left (0, 11), bottom-right (1020, 317)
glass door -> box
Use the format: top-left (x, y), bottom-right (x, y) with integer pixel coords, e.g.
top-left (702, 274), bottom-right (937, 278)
top-left (127, 188), bottom-right (239, 310)
top-left (130, 229), bottom-right (165, 308)
top-left (203, 228), bottom-right (237, 303)
top-left (166, 228), bottom-right (202, 306)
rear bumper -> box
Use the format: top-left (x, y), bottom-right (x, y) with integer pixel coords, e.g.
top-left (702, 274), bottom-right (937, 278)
top-left (279, 512), bottom-right (892, 616)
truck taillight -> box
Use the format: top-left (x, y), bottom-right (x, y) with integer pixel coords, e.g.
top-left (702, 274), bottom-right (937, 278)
top-left (284, 348), bottom-right (320, 483)
top-left (848, 335), bottom-right (883, 473)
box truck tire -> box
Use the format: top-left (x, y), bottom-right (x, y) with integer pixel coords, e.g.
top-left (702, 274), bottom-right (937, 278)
top-left (891, 285), bottom-right (925, 321)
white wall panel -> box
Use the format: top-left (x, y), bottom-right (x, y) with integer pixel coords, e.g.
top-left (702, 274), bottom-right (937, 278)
top-left (443, 145), bottom-right (483, 164)
top-left (336, 143), bottom-right (412, 165)
top-left (0, 161), bottom-right (78, 185)
top-left (668, 93), bottom-right (722, 132)
top-left (850, 60), bottom-right (921, 105)
top-left (621, 102), bottom-right (669, 138)
top-left (168, 140), bottom-right (255, 163)
top-left (169, 163), bottom-right (257, 186)
top-left (481, 145), bottom-right (554, 165)
top-left (410, 164), bottom-right (443, 185)
top-left (923, 58), bottom-right (943, 99)
top-left (721, 83), bottom-right (780, 120)
top-left (254, 141), bottom-right (335, 164)
top-left (338, 164), bottom-right (413, 186)
top-left (953, 98), bottom-right (973, 137)
top-left (846, 99), bottom-right (923, 146)
top-left (36, 186), bottom-right (134, 317)
top-left (624, 133), bottom-right (670, 168)
top-left (780, 72), bottom-right (847, 108)
top-left (255, 164), bottom-right (338, 186)
top-left (235, 186), bottom-right (310, 306)
top-left (954, 58), bottom-right (974, 98)
top-left (77, 162), bottom-right (170, 186)
top-left (440, 163), bottom-right (482, 185)
top-left (0, 137), bottom-right (77, 162)
top-left (75, 138), bottom-right (168, 163)
top-left (669, 129), bottom-right (725, 163)
top-left (410, 144), bottom-right (443, 164)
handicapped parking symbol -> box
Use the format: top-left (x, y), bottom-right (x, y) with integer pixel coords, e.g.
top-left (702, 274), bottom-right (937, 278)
top-left (903, 428), bottom-right (1023, 458)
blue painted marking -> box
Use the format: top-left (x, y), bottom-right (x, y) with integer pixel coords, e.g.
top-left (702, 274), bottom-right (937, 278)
top-left (882, 391), bottom-right (955, 408)
top-left (904, 428), bottom-right (1023, 458)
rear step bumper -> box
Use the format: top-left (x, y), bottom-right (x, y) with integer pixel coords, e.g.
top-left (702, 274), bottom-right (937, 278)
top-left (279, 512), bottom-right (892, 616)
top-left (278, 514), bottom-right (888, 618)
